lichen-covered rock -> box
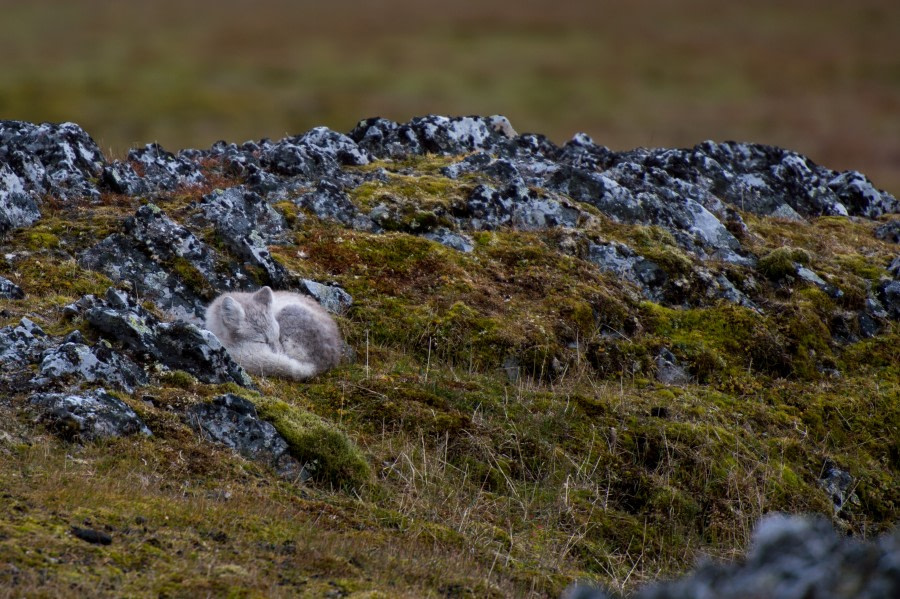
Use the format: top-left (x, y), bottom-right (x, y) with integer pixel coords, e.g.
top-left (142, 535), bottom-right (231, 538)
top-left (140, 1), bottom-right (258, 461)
top-left (565, 513), bottom-right (900, 599)
top-left (80, 232), bottom-right (208, 323)
top-left (196, 186), bottom-right (287, 243)
top-left (877, 280), bottom-right (900, 319)
top-left (819, 460), bottom-right (857, 515)
top-left (191, 189), bottom-right (292, 286)
top-left (260, 126), bottom-right (369, 179)
top-left (586, 242), bottom-right (667, 303)
top-left (655, 348), bottom-right (691, 385)
top-left (295, 178), bottom-right (373, 230)
top-left (351, 115), bottom-right (518, 159)
top-left (463, 180), bottom-right (582, 231)
top-left (874, 220), bottom-right (900, 243)
top-left (126, 143), bottom-right (205, 190)
top-left (100, 160), bottom-right (150, 195)
top-left (0, 163), bottom-right (42, 236)
top-left (423, 228), bottom-right (475, 253)
top-left (81, 288), bottom-right (253, 387)
top-left (80, 204), bottom-right (242, 322)
top-left (187, 394), bottom-right (305, 480)
top-left (0, 120), bottom-right (105, 202)
top-left (32, 340), bottom-right (148, 393)
top-left (298, 279), bottom-right (353, 315)
top-left (0, 317), bottom-right (50, 366)
top-left (30, 389), bottom-right (151, 441)
top-left (0, 275), bottom-right (24, 299)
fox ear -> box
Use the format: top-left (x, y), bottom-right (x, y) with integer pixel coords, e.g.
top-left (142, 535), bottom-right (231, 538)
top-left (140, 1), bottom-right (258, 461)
top-left (254, 286), bottom-right (274, 307)
top-left (220, 296), bottom-right (245, 330)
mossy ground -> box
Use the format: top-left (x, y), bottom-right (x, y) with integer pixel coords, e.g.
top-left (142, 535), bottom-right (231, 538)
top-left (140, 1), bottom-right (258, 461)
top-left (1, 156), bottom-right (898, 597)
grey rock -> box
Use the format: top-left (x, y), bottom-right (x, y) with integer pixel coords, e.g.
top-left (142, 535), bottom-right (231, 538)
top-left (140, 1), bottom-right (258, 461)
top-left (888, 256), bottom-right (900, 278)
top-left (192, 188), bottom-right (292, 287)
top-left (0, 317), bottom-right (49, 366)
top-left (655, 348), bottom-right (691, 385)
top-left (502, 356), bottom-right (520, 383)
top-left (463, 180), bottom-right (581, 231)
top-left (819, 460), bottom-right (857, 515)
top-left (196, 186), bottom-right (287, 243)
top-left (80, 233), bottom-right (208, 323)
top-left (260, 126), bottom-right (369, 180)
top-left (586, 242), bottom-right (667, 303)
top-left (126, 143), bottom-right (205, 190)
top-left (770, 203), bottom-right (806, 222)
top-left (349, 117), bottom-right (425, 159)
top-left (0, 163), bottom-right (42, 236)
top-left (83, 287), bottom-right (253, 387)
top-left (299, 279), bottom-right (353, 315)
top-left (796, 266), bottom-right (843, 299)
top-left (30, 389), bottom-right (151, 441)
top-left (295, 178), bottom-right (373, 230)
top-left (423, 228), bottom-right (475, 253)
top-left (828, 170), bottom-right (899, 219)
top-left (567, 513), bottom-right (900, 599)
top-left (874, 220), bottom-right (900, 243)
top-left (877, 280), bottom-right (900, 319)
top-left (101, 160), bottom-right (150, 195)
top-left (80, 203), bottom-right (266, 322)
top-left (187, 394), bottom-right (304, 480)
top-left (350, 115), bottom-right (516, 159)
top-left (154, 321), bottom-right (254, 386)
top-left (0, 120), bottom-right (105, 202)
top-left (0, 275), bottom-right (24, 299)
top-left (33, 340), bottom-right (148, 393)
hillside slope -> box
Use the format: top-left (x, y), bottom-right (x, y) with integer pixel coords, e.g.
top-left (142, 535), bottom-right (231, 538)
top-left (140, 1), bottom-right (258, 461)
top-left (1, 116), bottom-right (898, 597)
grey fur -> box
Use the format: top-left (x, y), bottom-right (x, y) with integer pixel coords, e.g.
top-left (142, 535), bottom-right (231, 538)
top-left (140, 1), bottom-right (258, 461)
top-left (204, 287), bottom-right (342, 380)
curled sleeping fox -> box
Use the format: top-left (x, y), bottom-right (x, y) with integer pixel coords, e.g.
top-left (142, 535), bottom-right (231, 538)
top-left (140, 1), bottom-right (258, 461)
top-left (204, 286), bottom-right (342, 380)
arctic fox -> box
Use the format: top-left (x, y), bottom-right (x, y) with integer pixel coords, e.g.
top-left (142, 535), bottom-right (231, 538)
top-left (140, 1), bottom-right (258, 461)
top-left (204, 286), bottom-right (342, 380)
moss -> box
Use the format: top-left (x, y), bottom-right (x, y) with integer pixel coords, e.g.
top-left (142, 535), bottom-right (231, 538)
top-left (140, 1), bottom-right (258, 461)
top-left (273, 200), bottom-right (300, 226)
top-left (758, 246), bottom-right (810, 280)
top-left (24, 230), bottom-right (61, 250)
top-left (253, 397), bottom-right (370, 491)
top-left (159, 370), bottom-right (198, 389)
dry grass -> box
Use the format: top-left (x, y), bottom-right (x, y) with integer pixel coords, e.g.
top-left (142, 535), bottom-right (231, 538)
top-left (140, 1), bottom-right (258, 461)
top-left (0, 0), bottom-right (897, 194)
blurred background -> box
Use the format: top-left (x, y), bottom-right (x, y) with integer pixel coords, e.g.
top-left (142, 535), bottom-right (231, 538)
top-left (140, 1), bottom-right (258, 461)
top-left (1, 0), bottom-right (898, 195)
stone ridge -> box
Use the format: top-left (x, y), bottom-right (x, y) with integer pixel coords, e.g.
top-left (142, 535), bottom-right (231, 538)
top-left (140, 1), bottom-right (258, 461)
top-left (3, 114), bottom-right (896, 325)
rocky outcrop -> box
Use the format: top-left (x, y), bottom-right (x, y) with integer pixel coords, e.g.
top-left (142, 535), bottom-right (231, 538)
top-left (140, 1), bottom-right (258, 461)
top-left (565, 513), bottom-right (900, 599)
top-left (76, 288), bottom-right (254, 387)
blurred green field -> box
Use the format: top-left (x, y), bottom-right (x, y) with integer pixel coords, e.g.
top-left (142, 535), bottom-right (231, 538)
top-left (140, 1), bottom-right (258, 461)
top-left (1, 0), bottom-right (898, 195)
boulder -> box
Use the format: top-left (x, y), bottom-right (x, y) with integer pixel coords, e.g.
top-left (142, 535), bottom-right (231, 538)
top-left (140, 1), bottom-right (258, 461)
top-left (0, 164), bottom-right (41, 236)
top-left (126, 143), bottom-right (205, 190)
top-left (30, 389), bottom-right (151, 441)
top-left (32, 340), bottom-right (148, 393)
top-left (298, 279), bottom-right (353, 315)
top-left (187, 394), bottom-right (305, 480)
top-left (0, 120), bottom-right (105, 202)
top-left (0, 275), bottom-right (24, 299)
top-left (0, 318), bottom-right (50, 367)
top-left (81, 288), bottom-right (254, 387)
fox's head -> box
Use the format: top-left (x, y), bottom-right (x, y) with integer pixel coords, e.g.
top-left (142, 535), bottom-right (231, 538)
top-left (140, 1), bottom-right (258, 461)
top-left (219, 286), bottom-right (282, 352)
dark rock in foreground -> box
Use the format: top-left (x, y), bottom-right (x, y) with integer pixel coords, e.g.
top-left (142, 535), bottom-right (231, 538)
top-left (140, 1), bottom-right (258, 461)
top-left (564, 513), bottom-right (900, 599)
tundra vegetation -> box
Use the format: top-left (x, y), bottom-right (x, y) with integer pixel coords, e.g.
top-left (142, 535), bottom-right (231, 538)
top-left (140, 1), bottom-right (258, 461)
top-left (0, 115), bottom-right (898, 599)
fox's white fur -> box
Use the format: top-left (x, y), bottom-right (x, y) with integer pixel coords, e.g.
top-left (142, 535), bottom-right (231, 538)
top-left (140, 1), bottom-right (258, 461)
top-left (204, 286), bottom-right (342, 380)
